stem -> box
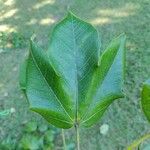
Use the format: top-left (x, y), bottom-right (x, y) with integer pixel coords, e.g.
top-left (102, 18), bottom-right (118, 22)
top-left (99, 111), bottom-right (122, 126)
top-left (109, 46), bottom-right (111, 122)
top-left (75, 123), bottom-right (80, 150)
top-left (127, 133), bottom-right (150, 150)
top-left (62, 129), bottom-right (66, 150)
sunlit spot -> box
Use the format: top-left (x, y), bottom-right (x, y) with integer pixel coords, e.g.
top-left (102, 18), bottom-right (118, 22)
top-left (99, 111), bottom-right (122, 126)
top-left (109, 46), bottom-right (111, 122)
top-left (39, 18), bottom-right (55, 25)
top-left (0, 9), bottom-right (18, 19)
top-left (33, 0), bottom-right (55, 9)
top-left (91, 3), bottom-right (140, 25)
top-left (91, 17), bottom-right (111, 25)
top-left (98, 10), bottom-right (132, 17)
top-left (0, 25), bottom-right (16, 32)
top-left (4, 0), bottom-right (15, 6)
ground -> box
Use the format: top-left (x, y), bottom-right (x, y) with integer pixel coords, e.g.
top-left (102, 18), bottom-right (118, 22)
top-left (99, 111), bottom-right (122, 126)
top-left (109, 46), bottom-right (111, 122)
top-left (0, 0), bottom-right (150, 149)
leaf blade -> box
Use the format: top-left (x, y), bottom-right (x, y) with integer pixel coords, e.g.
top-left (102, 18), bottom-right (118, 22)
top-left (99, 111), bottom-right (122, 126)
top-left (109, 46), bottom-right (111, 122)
top-left (81, 34), bottom-right (126, 127)
top-left (141, 79), bottom-right (150, 122)
top-left (26, 40), bottom-right (73, 128)
top-left (47, 12), bottom-right (101, 122)
top-left (20, 12), bottom-right (126, 129)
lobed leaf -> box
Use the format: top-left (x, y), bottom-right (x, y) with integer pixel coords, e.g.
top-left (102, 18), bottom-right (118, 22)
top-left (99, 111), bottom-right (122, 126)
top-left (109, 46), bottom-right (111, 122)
top-left (20, 12), bottom-right (126, 129)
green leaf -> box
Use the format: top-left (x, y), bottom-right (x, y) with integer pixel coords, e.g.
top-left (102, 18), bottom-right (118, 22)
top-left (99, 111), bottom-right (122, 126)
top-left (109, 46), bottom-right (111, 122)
top-left (19, 134), bottom-right (40, 150)
top-left (81, 33), bottom-right (126, 127)
top-left (24, 121), bottom-right (38, 133)
top-left (26, 39), bottom-right (74, 129)
top-left (44, 130), bottom-right (54, 144)
top-left (141, 79), bottom-right (150, 122)
top-left (0, 109), bottom-right (10, 117)
top-left (20, 12), bottom-right (126, 129)
top-left (127, 133), bottom-right (150, 150)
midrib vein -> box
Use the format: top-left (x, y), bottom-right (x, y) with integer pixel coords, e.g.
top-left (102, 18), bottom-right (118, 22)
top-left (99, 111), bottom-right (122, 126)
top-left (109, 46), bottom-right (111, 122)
top-left (71, 16), bottom-right (79, 124)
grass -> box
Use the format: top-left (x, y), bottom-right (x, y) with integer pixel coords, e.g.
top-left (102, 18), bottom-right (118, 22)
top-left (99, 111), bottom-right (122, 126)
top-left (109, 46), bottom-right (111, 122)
top-left (0, 0), bottom-right (150, 149)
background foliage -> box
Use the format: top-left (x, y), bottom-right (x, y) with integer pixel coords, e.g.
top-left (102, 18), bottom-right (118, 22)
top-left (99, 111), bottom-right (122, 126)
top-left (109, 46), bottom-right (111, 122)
top-left (0, 0), bottom-right (150, 149)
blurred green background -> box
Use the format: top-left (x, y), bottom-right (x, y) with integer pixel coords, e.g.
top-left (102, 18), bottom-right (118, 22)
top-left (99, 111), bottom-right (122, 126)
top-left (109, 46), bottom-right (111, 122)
top-left (0, 0), bottom-right (150, 149)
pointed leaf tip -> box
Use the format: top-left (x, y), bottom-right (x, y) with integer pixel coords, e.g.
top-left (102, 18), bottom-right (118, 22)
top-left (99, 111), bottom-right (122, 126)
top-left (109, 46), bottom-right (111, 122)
top-left (66, 11), bottom-right (81, 21)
